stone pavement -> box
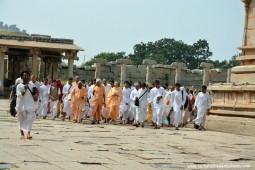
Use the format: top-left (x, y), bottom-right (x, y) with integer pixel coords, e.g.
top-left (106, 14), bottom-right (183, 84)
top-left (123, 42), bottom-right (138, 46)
top-left (0, 99), bottom-right (254, 170)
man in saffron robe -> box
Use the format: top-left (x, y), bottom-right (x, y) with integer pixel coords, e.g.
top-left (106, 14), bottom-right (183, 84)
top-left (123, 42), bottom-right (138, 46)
top-left (91, 79), bottom-right (105, 124)
top-left (107, 81), bottom-right (123, 124)
top-left (68, 81), bottom-right (88, 123)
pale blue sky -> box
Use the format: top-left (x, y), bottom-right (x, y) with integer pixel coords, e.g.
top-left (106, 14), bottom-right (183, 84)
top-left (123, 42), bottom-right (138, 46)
top-left (0, 0), bottom-right (244, 65)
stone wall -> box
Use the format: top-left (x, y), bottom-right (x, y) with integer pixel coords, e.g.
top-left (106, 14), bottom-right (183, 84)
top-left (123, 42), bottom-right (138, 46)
top-left (57, 60), bottom-right (227, 88)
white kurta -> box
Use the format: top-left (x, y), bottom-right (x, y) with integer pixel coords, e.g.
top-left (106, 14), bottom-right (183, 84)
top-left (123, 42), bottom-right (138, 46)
top-left (120, 87), bottom-right (132, 120)
top-left (170, 90), bottom-right (186, 127)
top-left (38, 85), bottom-right (50, 117)
top-left (194, 92), bottom-right (211, 126)
top-left (129, 88), bottom-right (139, 120)
top-left (16, 83), bottom-right (37, 132)
top-left (29, 81), bottom-right (41, 114)
top-left (62, 84), bottom-right (75, 116)
top-left (136, 88), bottom-right (148, 122)
top-left (104, 84), bottom-right (112, 102)
top-left (150, 87), bottom-right (166, 125)
top-left (102, 84), bottom-right (112, 118)
top-left (88, 85), bottom-right (95, 108)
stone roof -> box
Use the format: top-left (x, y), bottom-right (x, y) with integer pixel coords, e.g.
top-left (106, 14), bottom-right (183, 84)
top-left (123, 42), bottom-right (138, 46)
top-left (0, 34), bottom-right (84, 51)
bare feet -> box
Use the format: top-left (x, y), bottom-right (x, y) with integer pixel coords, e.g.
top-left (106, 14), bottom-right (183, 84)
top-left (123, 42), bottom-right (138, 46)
top-left (27, 132), bottom-right (32, 140)
top-left (20, 130), bottom-right (25, 140)
top-left (27, 135), bottom-right (32, 140)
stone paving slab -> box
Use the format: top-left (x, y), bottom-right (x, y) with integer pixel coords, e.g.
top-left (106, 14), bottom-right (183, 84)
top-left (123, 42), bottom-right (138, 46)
top-left (0, 99), bottom-right (254, 170)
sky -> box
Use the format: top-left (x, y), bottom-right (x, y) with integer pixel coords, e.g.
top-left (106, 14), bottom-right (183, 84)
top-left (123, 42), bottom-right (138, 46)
top-left (0, 0), bottom-right (245, 65)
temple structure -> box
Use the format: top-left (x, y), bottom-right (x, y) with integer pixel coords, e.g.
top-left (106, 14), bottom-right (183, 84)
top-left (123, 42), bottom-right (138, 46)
top-left (207, 0), bottom-right (255, 136)
top-left (0, 33), bottom-right (83, 96)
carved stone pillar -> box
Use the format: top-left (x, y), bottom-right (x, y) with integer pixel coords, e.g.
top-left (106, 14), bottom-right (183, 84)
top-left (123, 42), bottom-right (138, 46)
top-left (0, 46), bottom-right (8, 96)
top-left (38, 58), bottom-right (44, 80)
top-left (120, 64), bottom-right (126, 85)
top-left (143, 59), bottom-right (157, 84)
top-left (93, 58), bottom-right (107, 79)
top-left (52, 62), bottom-right (59, 79)
top-left (227, 68), bottom-right (231, 83)
top-left (171, 62), bottom-right (186, 84)
top-left (200, 62), bottom-right (214, 86)
top-left (6, 55), bottom-right (13, 80)
top-left (66, 50), bottom-right (77, 78)
top-left (116, 59), bottom-right (132, 85)
top-left (242, 0), bottom-right (251, 46)
top-left (44, 59), bottom-right (50, 77)
top-left (30, 48), bottom-right (41, 76)
top-left (95, 63), bottom-right (101, 78)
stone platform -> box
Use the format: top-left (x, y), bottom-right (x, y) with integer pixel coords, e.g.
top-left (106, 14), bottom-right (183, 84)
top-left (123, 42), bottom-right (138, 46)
top-left (207, 83), bottom-right (255, 136)
top-left (0, 99), bottom-right (254, 170)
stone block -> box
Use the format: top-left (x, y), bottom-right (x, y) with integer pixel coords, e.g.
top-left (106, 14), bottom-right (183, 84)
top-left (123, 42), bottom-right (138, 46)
top-left (142, 59), bottom-right (157, 65)
top-left (200, 62), bottom-right (214, 69)
top-left (171, 62), bottom-right (186, 68)
top-left (92, 58), bottom-right (107, 64)
top-left (116, 58), bottom-right (132, 65)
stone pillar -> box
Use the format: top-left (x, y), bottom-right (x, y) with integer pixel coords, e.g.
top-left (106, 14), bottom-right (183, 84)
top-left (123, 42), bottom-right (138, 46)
top-left (120, 64), bottom-right (126, 85)
top-left (66, 50), bottom-right (77, 78)
top-left (93, 58), bottom-right (107, 79)
top-left (45, 59), bottom-right (50, 77)
top-left (52, 62), bottom-right (59, 79)
top-left (95, 63), bottom-right (101, 78)
top-left (116, 59), bottom-right (132, 85)
top-left (38, 58), bottom-right (44, 80)
top-left (30, 48), bottom-right (41, 76)
top-left (171, 62), bottom-right (186, 84)
top-left (0, 46), bottom-right (8, 96)
top-left (242, 0), bottom-right (251, 46)
top-left (143, 59), bottom-right (157, 84)
top-left (6, 55), bottom-right (13, 80)
top-left (227, 68), bottom-right (231, 83)
top-left (200, 62), bottom-right (214, 86)
top-left (68, 58), bottom-right (74, 78)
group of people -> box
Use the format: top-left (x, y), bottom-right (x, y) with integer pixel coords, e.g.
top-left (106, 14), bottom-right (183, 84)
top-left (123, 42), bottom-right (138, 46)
top-left (10, 70), bottom-right (211, 140)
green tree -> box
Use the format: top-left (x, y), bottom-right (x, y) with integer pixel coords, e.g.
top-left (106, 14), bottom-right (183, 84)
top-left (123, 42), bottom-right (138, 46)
top-left (81, 52), bottom-right (127, 66)
top-left (128, 38), bottom-right (213, 69)
top-left (94, 52), bottom-right (126, 61)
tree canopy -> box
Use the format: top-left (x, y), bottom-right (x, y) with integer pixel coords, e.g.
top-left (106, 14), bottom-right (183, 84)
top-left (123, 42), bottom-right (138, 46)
top-left (0, 21), bottom-right (27, 33)
top-left (83, 38), bottom-right (239, 70)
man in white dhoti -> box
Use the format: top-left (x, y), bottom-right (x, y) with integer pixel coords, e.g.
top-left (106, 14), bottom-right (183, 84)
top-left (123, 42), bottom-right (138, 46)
top-left (135, 83), bottom-right (148, 127)
top-left (62, 77), bottom-right (74, 121)
top-left (88, 79), bottom-right (96, 109)
top-left (150, 80), bottom-right (166, 129)
top-left (170, 83), bottom-right (186, 130)
top-left (48, 80), bottom-right (61, 120)
top-left (16, 71), bottom-right (37, 140)
top-left (194, 85), bottom-right (211, 130)
top-left (38, 78), bottom-right (50, 119)
top-left (30, 75), bottom-right (41, 118)
top-left (102, 79), bottom-right (112, 123)
top-left (129, 83), bottom-right (140, 125)
top-left (120, 81), bottom-right (132, 124)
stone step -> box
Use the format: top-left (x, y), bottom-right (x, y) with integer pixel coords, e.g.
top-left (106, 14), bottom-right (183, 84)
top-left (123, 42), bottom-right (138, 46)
top-left (212, 103), bottom-right (255, 110)
top-left (210, 109), bottom-right (255, 118)
top-left (205, 115), bottom-right (255, 136)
